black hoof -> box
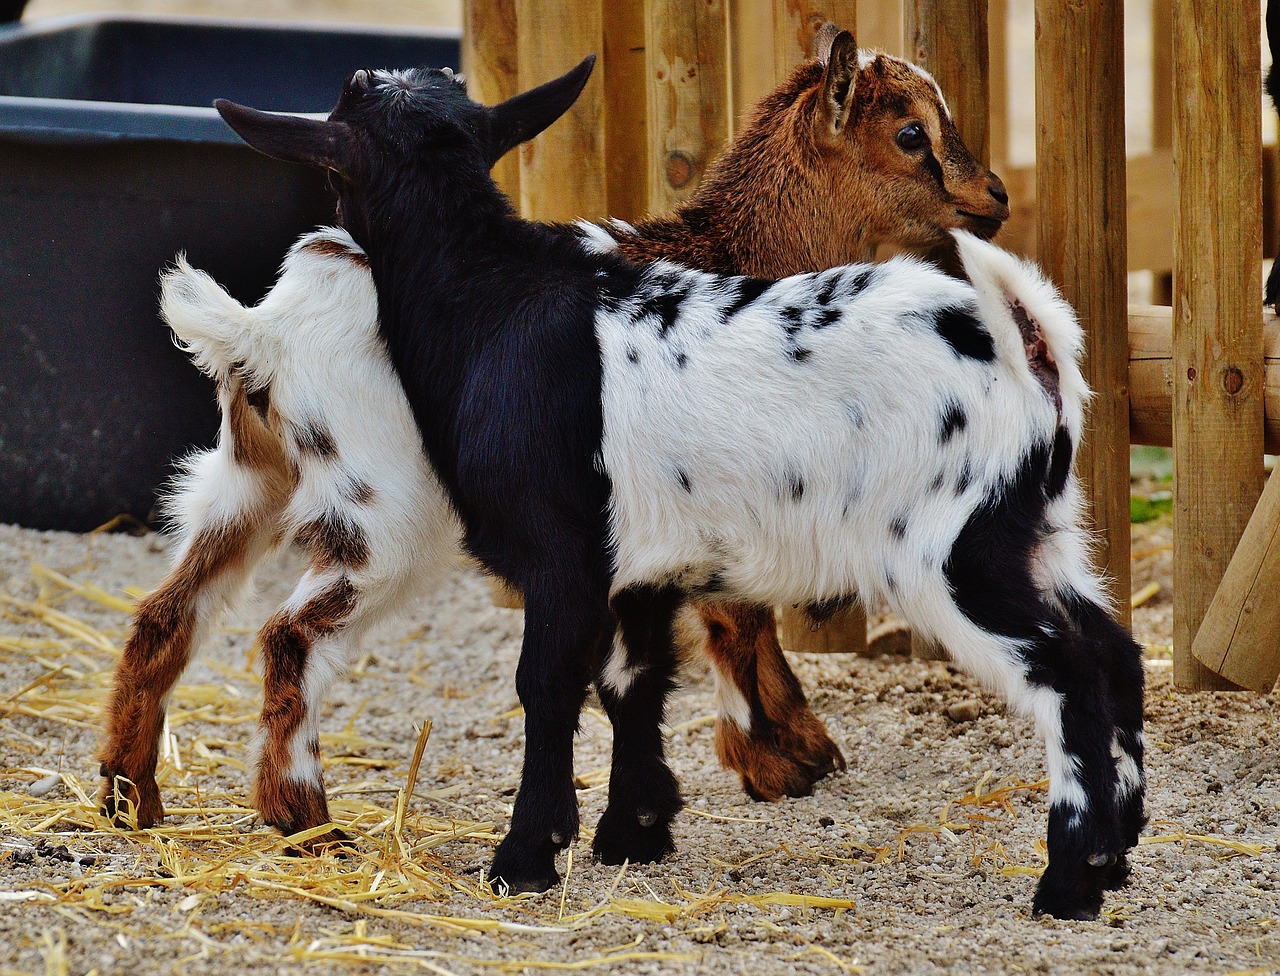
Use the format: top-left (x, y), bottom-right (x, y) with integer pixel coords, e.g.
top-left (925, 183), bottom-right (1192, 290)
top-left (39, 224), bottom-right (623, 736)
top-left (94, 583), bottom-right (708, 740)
top-left (1101, 852), bottom-right (1132, 890)
top-left (592, 804), bottom-right (676, 865)
top-left (488, 836), bottom-right (564, 896)
top-left (1032, 859), bottom-right (1108, 920)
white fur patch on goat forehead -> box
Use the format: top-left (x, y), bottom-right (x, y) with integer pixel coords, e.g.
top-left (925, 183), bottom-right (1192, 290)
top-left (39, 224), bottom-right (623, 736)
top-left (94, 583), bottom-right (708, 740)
top-left (370, 67), bottom-right (464, 92)
top-left (907, 62), bottom-right (951, 118)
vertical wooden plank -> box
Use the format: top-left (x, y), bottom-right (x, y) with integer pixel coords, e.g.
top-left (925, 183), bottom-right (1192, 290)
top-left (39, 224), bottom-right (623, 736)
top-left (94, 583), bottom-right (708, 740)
top-left (1151, 0), bottom-right (1172, 152)
top-left (1034, 3), bottom-right (1131, 629)
top-left (604, 1), bottom-right (649, 222)
top-left (516, 0), bottom-right (606, 221)
top-left (1172, 0), bottom-right (1263, 689)
top-left (858, 0), bottom-right (903, 56)
top-left (773, 0), bottom-right (858, 82)
top-left (905, 0), bottom-right (989, 165)
top-left (729, 0), bottom-right (775, 131)
top-left (462, 0), bottom-right (521, 201)
top-left (986, 0), bottom-right (1007, 169)
top-left (1150, 0), bottom-right (1174, 304)
top-left (903, 0), bottom-right (988, 662)
top-left (645, 0), bottom-right (731, 214)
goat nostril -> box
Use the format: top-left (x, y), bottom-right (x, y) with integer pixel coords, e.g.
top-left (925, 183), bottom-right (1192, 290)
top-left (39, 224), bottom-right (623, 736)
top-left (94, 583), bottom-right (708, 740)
top-left (989, 184), bottom-right (1009, 206)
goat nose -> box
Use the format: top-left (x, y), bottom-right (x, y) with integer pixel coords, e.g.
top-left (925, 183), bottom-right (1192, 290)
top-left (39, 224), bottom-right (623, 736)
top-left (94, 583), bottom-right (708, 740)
top-left (988, 181), bottom-right (1009, 206)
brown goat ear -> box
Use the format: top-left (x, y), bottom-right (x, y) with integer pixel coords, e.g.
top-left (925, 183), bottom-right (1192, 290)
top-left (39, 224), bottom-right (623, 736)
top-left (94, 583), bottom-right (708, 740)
top-left (214, 99), bottom-right (357, 176)
top-left (821, 31), bottom-right (859, 134)
top-left (485, 54), bottom-right (596, 165)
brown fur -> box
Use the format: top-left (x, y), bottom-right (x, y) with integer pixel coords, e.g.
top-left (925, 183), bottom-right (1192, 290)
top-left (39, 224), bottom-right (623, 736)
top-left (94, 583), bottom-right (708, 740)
top-left (252, 578), bottom-right (355, 843)
top-left (301, 235), bottom-right (371, 267)
top-left (697, 602), bottom-right (846, 801)
top-left (612, 32), bottom-right (1007, 801)
top-left (294, 513), bottom-right (371, 570)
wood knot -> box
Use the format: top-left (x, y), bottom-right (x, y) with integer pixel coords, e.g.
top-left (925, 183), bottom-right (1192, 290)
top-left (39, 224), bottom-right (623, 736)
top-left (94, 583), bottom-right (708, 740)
top-left (665, 151), bottom-right (694, 189)
top-left (1222, 366), bottom-right (1245, 395)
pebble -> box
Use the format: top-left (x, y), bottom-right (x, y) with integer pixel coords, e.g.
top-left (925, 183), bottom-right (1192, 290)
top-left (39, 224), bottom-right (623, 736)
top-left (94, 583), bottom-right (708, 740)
top-left (945, 700), bottom-right (982, 723)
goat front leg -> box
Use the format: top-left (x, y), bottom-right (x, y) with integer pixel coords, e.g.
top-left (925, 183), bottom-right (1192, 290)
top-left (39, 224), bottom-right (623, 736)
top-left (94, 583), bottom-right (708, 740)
top-left (697, 601), bottom-right (845, 801)
top-left (593, 586), bottom-right (685, 866)
top-left (99, 460), bottom-right (283, 828)
top-left (488, 582), bottom-right (611, 895)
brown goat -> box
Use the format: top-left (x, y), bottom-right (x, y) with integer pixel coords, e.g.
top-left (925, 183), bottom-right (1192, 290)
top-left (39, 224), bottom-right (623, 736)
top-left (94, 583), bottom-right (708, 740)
top-left (608, 25), bottom-right (1008, 802)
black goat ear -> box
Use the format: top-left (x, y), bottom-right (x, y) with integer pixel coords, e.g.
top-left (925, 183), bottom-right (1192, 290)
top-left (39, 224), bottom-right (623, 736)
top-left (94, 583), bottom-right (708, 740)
top-left (821, 30), bottom-right (858, 134)
top-left (214, 99), bottom-right (357, 176)
top-left (485, 54), bottom-right (596, 165)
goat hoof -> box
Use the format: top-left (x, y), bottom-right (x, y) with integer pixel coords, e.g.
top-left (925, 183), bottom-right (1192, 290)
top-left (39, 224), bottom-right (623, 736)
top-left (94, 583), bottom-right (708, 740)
top-left (1086, 852), bottom-right (1114, 868)
top-left (488, 841), bottom-right (561, 896)
top-left (98, 770), bottom-right (164, 829)
top-left (1032, 861), bottom-right (1105, 921)
top-left (593, 805), bottom-right (675, 866)
top-left (1101, 853), bottom-right (1133, 890)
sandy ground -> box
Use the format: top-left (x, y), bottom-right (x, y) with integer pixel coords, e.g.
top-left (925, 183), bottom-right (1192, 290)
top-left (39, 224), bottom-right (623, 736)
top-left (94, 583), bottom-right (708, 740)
top-left (0, 510), bottom-right (1277, 976)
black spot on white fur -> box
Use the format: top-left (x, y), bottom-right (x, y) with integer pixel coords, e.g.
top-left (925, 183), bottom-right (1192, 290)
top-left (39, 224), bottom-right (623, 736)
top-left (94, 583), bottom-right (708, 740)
top-left (934, 306), bottom-right (995, 361)
top-left (724, 278), bottom-right (771, 318)
top-left (939, 400), bottom-right (967, 443)
top-left (890, 514), bottom-right (908, 540)
top-left (675, 466), bottom-right (692, 493)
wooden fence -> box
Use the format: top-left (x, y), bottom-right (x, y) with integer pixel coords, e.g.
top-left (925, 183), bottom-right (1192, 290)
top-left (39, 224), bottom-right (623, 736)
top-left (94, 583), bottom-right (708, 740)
top-left (463, 0), bottom-right (1279, 692)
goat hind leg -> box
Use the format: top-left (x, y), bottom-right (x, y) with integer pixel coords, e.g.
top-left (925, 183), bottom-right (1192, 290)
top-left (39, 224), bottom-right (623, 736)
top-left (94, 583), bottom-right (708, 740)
top-left (252, 568), bottom-right (366, 850)
top-left (99, 482), bottom-right (280, 828)
top-left (593, 586), bottom-right (685, 865)
top-left (1062, 593), bottom-right (1147, 889)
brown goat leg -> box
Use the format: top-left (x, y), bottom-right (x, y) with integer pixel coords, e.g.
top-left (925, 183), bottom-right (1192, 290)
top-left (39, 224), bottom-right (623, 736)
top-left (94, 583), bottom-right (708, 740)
top-left (252, 573), bottom-right (357, 850)
top-left (700, 601), bottom-right (845, 801)
top-left (99, 521), bottom-right (262, 828)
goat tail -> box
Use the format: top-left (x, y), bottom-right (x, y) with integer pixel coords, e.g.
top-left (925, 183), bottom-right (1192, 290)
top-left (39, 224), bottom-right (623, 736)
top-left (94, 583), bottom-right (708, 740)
top-left (160, 256), bottom-right (271, 387)
top-left (951, 230), bottom-right (1090, 427)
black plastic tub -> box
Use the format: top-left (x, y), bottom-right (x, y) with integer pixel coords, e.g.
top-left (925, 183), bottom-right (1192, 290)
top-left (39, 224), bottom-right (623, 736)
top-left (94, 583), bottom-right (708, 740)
top-left (0, 14), bottom-right (459, 531)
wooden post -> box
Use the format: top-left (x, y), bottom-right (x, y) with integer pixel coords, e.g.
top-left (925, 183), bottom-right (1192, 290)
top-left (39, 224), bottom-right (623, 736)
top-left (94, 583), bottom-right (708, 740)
top-left (858, 0), bottom-right (903, 56)
top-left (986, 0), bottom-right (1007, 169)
top-left (1150, 0), bottom-right (1173, 304)
top-left (645, 0), bottom-right (731, 214)
top-left (1172, 0), bottom-right (1264, 689)
top-left (604, 1), bottom-right (650, 222)
top-left (1128, 307), bottom-right (1280, 455)
top-left (1034, 2), bottom-right (1130, 629)
top-left (462, 0), bottom-right (521, 201)
top-left (903, 0), bottom-right (988, 662)
top-left (905, 0), bottom-right (989, 164)
top-left (516, 0), bottom-right (606, 221)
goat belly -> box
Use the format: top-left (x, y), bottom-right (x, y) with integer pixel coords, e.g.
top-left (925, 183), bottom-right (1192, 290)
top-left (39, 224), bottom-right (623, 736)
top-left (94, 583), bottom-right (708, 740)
top-left (596, 258), bottom-right (1064, 608)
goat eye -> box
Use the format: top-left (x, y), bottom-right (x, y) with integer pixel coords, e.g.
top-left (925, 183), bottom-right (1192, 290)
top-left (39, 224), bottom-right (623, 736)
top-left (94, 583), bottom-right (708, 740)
top-left (896, 123), bottom-right (927, 151)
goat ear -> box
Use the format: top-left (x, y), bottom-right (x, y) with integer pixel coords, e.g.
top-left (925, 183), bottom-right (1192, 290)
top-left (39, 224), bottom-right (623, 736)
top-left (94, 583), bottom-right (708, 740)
top-left (485, 54), bottom-right (596, 165)
top-left (821, 30), bottom-right (858, 134)
top-left (214, 99), bottom-right (357, 176)
top-left (811, 21), bottom-right (849, 63)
